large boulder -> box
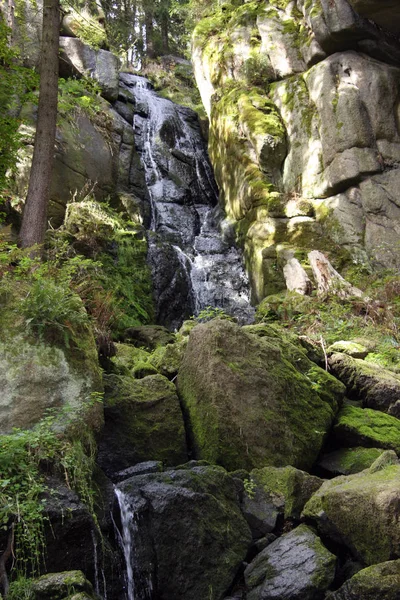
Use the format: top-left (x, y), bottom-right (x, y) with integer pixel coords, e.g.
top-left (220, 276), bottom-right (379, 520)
top-left (303, 452), bottom-right (400, 565)
top-left (115, 464), bottom-right (252, 600)
top-left (59, 37), bottom-right (119, 102)
top-left (328, 352), bottom-right (400, 417)
top-left (244, 524), bottom-right (337, 600)
top-left (177, 319), bottom-right (344, 471)
top-left (317, 447), bottom-right (386, 476)
top-left (97, 373), bottom-right (187, 475)
top-left (0, 332), bottom-right (102, 435)
top-left (327, 559), bottom-right (400, 600)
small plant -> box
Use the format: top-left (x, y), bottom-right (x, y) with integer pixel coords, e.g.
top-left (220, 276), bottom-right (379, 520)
top-left (243, 477), bottom-right (257, 499)
top-left (192, 306), bottom-right (235, 323)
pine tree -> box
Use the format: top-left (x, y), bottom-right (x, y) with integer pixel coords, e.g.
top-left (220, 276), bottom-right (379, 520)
top-left (19, 0), bottom-right (60, 249)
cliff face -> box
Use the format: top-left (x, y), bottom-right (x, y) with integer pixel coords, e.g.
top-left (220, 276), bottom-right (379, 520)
top-left (193, 0), bottom-right (400, 302)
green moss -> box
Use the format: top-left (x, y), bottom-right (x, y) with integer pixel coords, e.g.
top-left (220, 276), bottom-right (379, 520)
top-left (334, 405), bottom-right (400, 454)
top-left (319, 447), bottom-right (386, 475)
top-left (303, 463), bottom-right (400, 565)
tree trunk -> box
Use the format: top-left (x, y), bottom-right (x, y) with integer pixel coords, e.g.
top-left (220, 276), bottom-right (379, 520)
top-left (19, 0), bottom-right (60, 249)
top-left (161, 11), bottom-right (168, 54)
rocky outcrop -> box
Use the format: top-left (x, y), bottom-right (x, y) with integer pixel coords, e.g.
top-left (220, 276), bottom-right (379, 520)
top-left (192, 0), bottom-right (400, 301)
top-left (303, 452), bottom-right (400, 565)
top-left (115, 463), bottom-right (252, 600)
top-left (177, 318), bottom-right (344, 471)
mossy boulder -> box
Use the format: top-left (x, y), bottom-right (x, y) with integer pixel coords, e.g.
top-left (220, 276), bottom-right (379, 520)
top-left (30, 570), bottom-right (95, 599)
top-left (123, 325), bottom-right (176, 349)
top-left (303, 454), bottom-right (400, 565)
top-left (177, 319), bottom-right (344, 471)
top-left (327, 559), bottom-right (400, 600)
top-left (97, 373), bottom-right (187, 475)
top-left (317, 447), bottom-right (386, 476)
top-left (250, 465), bottom-right (323, 520)
top-left (0, 331), bottom-right (103, 435)
top-left (328, 352), bottom-right (400, 417)
top-left (333, 405), bottom-right (400, 454)
top-left (244, 524), bottom-right (336, 600)
top-left (111, 343), bottom-right (151, 375)
top-left (327, 341), bottom-right (369, 359)
top-left (116, 464), bottom-right (252, 600)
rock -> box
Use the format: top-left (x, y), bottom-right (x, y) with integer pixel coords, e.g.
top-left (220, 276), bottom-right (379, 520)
top-left (327, 559), bottom-right (400, 600)
top-left (177, 319), bottom-right (344, 471)
top-left (111, 343), bottom-right (151, 375)
top-left (283, 257), bottom-right (313, 295)
top-left (30, 571), bottom-right (95, 599)
top-left (0, 332), bottom-right (102, 435)
top-left (328, 352), bottom-right (400, 416)
top-left (333, 405), bottom-right (400, 453)
top-left (327, 341), bottom-right (369, 359)
top-left (317, 447), bottom-right (386, 476)
top-left (241, 485), bottom-right (279, 539)
top-left (303, 454), bottom-right (400, 565)
top-left (122, 325), bottom-right (176, 349)
top-left (97, 373), bottom-right (187, 475)
top-left (115, 464), bottom-right (252, 600)
top-left (15, 110), bottom-right (118, 227)
top-left (42, 485), bottom-right (99, 583)
top-left (113, 460), bottom-right (163, 483)
top-left (250, 465), bottom-right (323, 520)
top-left (347, 0), bottom-right (400, 35)
top-left (244, 524), bottom-right (336, 600)
top-left (59, 37), bottom-right (119, 102)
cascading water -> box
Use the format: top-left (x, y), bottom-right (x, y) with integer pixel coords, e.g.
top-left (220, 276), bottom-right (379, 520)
top-left (117, 73), bottom-right (254, 329)
top-left (112, 73), bottom-right (255, 599)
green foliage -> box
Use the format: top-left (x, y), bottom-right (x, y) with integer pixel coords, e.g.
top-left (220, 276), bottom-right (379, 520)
top-left (0, 17), bottom-right (38, 204)
top-left (60, 199), bottom-right (154, 334)
top-left (256, 272), bottom-right (400, 372)
top-left (191, 306), bottom-right (235, 323)
top-left (6, 577), bottom-right (34, 600)
top-left (243, 477), bottom-right (256, 499)
top-left (0, 240), bottom-right (99, 347)
top-left (60, 2), bottom-right (107, 49)
top-left (0, 400), bottom-right (99, 579)
top-left (58, 77), bottom-right (110, 128)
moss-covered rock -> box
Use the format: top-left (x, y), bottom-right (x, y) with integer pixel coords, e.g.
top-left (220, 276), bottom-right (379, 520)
top-left (30, 570), bottom-right (95, 599)
top-left (327, 340), bottom-right (369, 359)
top-left (117, 463), bottom-right (252, 600)
top-left (327, 559), bottom-right (400, 600)
top-left (328, 352), bottom-right (400, 417)
top-left (177, 319), bottom-right (344, 471)
top-left (317, 447), bottom-right (386, 476)
top-left (250, 465), bottom-right (323, 520)
top-left (303, 454), bottom-right (400, 565)
top-left (97, 373), bottom-right (187, 475)
top-left (244, 524), bottom-right (336, 600)
top-left (333, 405), bottom-right (400, 454)
top-left (0, 328), bottom-right (103, 435)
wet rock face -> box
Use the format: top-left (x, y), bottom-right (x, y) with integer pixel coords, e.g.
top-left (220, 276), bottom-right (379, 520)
top-left (115, 464), bottom-right (252, 600)
top-left (193, 0), bottom-right (400, 299)
top-left (114, 73), bottom-right (254, 329)
top-left (244, 524), bottom-right (337, 600)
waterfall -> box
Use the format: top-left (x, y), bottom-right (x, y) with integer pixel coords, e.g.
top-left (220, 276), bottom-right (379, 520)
top-left (114, 486), bottom-right (153, 600)
top-left (115, 487), bottom-right (137, 600)
top-left (117, 73), bottom-right (254, 329)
